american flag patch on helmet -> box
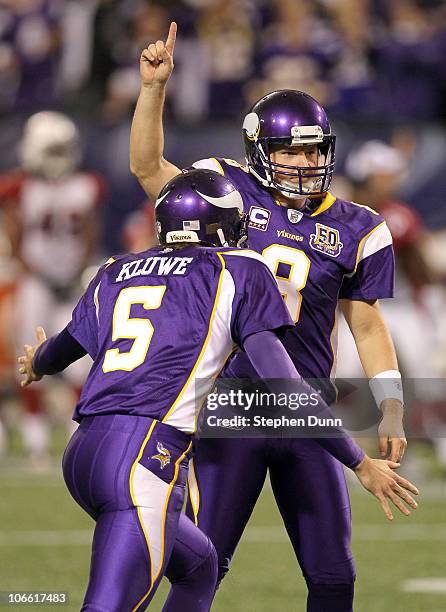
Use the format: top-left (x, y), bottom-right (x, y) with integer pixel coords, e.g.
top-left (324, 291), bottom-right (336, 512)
top-left (183, 220), bottom-right (200, 230)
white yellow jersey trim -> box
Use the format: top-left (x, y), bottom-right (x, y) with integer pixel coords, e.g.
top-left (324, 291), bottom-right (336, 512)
top-left (353, 221), bottom-right (393, 273)
top-left (162, 255), bottom-right (236, 432)
top-left (192, 157), bottom-right (225, 175)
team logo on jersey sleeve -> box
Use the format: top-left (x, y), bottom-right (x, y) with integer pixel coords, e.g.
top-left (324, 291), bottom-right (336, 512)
top-left (151, 441), bottom-right (171, 469)
top-left (248, 206), bottom-right (271, 231)
top-left (310, 223), bottom-right (344, 258)
top-left (287, 209), bottom-right (303, 224)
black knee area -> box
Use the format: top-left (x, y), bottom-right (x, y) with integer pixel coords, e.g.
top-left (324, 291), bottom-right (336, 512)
top-left (307, 581), bottom-right (355, 612)
top-left (215, 554), bottom-right (232, 591)
top-left (168, 535), bottom-right (218, 588)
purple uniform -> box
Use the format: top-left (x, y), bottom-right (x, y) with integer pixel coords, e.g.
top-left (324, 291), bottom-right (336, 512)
top-left (187, 157), bottom-right (395, 608)
top-left (68, 244), bottom-right (292, 429)
top-left (193, 157), bottom-right (394, 381)
top-left (59, 243), bottom-right (293, 611)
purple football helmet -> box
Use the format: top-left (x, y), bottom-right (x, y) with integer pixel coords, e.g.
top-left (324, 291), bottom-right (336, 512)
top-left (243, 90), bottom-right (336, 197)
top-left (155, 169), bottom-right (248, 247)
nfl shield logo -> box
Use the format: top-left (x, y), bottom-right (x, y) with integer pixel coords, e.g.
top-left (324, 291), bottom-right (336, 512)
top-left (287, 209), bottom-right (303, 224)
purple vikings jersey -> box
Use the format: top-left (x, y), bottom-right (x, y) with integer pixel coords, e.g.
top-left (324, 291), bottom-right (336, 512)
top-left (67, 245), bottom-right (292, 432)
top-left (193, 158), bottom-right (395, 380)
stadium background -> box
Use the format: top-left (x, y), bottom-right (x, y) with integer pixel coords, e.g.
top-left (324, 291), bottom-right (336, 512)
top-left (1, 0), bottom-right (446, 610)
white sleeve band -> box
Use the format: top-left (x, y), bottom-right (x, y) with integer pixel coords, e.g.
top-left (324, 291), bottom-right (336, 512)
top-left (369, 370), bottom-right (403, 409)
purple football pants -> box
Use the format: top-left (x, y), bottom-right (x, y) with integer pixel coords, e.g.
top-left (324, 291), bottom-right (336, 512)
top-left (62, 414), bottom-right (217, 611)
top-left (186, 436), bottom-right (355, 611)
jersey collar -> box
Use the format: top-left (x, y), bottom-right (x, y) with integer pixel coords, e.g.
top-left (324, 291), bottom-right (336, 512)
top-left (309, 192), bottom-right (336, 216)
top-left (272, 191), bottom-right (336, 216)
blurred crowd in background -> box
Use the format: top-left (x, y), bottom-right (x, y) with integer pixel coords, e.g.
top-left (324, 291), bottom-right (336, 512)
top-left (1, 0), bottom-right (446, 225)
top-left (0, 0), bottom-right (446, 472)
top-left (1, 0), bottom-right (446, 121)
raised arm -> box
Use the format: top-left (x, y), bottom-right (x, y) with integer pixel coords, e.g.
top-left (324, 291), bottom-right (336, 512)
top-left (130, 21), bottom-right (181, 201)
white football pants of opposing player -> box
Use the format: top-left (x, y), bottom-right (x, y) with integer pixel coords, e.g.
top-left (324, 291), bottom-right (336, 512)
top-left (15, 274), bottom-right (91, 462)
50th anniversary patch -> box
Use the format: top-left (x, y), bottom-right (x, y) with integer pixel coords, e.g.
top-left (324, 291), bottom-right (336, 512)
top-left (310, 223), bottom-right (344, 257)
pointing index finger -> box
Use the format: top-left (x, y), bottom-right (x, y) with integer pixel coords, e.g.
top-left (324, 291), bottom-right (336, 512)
top-left (36, 326), bottom-right (47, 343)
top-left (165, 22), bottom-right (177, 55)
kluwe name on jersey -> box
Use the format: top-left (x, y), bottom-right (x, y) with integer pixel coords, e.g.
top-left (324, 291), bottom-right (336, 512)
top-left (67, 245), bottom-right (293, 432)
top-left (115, 255), bottom-right (194, 281)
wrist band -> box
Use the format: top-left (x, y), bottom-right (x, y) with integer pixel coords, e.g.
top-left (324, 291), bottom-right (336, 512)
top-left (369, 370), bottom-right (403, 410)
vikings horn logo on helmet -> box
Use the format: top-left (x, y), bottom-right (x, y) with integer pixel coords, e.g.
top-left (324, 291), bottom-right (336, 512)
top-left (195, 190), bottom-right (244, 211)
top-left (155, 169), bottom-right (248, 248)
top-left (242, 112), bottom-right (261, 141)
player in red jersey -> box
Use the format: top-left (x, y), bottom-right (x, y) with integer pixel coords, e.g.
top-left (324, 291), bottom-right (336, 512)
top-left (0, 111), bottom-right (105, 463)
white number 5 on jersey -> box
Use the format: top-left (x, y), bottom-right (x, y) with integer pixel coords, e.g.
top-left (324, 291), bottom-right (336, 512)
top-left (103, 286), bottom-right (166, 373)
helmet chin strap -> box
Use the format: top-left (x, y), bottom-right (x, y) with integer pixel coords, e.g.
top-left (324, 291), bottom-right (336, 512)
top-left (274, 176), bottom-right (323, 200)
top-left (217, 228), bottom-right (228, 247)
top-left (217, 227), bottom-right (247, 248)
top-left (276, 187), bottom-right (307, 201)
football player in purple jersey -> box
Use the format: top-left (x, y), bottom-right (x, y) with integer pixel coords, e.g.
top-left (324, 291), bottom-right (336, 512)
top-left (129, 23), bottom-right (416, 611)
top-left (18, 170), bottom-right (416, 611)
top-left (15, 169), bottom-right (286, 611)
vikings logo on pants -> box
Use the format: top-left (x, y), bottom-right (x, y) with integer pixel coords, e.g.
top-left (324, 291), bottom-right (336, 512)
top-left (151, 441), bottom-right (171, 469)
top-left (62, 414), bottom-right (196, 611)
